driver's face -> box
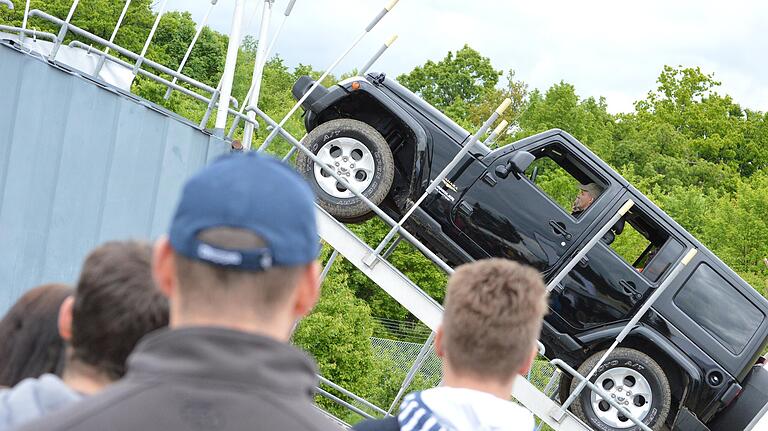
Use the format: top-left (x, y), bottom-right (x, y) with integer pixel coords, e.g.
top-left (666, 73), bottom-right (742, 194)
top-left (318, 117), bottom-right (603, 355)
top-left (573, 190), bottom-right (594, 212)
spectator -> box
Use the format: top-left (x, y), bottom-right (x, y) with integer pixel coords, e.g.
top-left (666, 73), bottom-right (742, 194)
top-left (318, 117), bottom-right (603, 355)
top-left (1, 241), bottom-right (168, 429)
top-left (0, 284), bottom-right (73, 388)
top-left (354, 259), bottom-right (548, 431)
top-left (22, 152), bottom-right (342, 431)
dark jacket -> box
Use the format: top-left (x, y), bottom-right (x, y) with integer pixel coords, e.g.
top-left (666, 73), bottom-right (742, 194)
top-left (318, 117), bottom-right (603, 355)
top-left (19, 327), bottom-right (343, 431)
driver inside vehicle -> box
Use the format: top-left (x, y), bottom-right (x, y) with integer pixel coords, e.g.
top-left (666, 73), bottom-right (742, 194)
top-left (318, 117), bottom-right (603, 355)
top-left (571, 183), bottom-right (601, 217)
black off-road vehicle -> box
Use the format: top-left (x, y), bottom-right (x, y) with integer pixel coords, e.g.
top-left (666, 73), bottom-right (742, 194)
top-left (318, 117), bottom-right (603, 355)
top-left (292, 73), bottom-right (768, 431)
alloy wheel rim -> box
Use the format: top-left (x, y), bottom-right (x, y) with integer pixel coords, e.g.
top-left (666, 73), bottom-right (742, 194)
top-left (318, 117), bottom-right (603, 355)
top-left (313, 137), bottom-right (375, 198)
top-left (590, 366), bottom-right (653, 428)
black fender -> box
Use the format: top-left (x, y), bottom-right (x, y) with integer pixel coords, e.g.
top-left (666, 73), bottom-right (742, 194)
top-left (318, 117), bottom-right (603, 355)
top-left (298, 77), bottom-right (430, 202)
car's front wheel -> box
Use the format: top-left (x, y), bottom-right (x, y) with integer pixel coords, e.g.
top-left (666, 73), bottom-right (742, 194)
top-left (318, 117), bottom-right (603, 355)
top-left (295, 119), bottom-right (394, 223)
top-left (568, 348), bottom-right (671, 431)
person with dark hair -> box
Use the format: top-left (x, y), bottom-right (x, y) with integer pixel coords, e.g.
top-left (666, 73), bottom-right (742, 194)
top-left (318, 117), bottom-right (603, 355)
top-left (22, 152), bottom-right (342, 431)
top-left (354, 259), bottom-right (549, 431)
top-left (1, 241), bottom-right (168, 429)
top-left (0, 284), bottom-right (73, 388)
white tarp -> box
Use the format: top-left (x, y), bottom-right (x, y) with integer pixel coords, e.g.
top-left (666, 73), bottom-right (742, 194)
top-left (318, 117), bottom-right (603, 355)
top-left (0, 33), bottom-right (134, 91)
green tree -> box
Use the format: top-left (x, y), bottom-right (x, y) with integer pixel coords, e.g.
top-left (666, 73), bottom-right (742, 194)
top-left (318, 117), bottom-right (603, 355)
top-left (398, 44), bottom-right (501, 111)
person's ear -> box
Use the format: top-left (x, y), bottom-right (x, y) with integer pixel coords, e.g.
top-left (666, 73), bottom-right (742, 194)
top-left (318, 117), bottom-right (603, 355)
top-left (153, 236), bottom-right (177, 299)
top-left (434, 325), bottom-right (445, 358)
top-left (293, 261), bottom-right (321, 318)
top-left (58, 296), bottom-right (74, 342)
top-left (518, 344), bottom-right (539, 375)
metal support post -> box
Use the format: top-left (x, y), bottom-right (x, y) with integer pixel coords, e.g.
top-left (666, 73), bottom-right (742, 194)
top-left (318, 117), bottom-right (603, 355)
top-left (360, 34), bottom-right (398, 74)
top-left (363, 98), bottom-right (512, 268)
top-left (381, 235), bottom-right (403, 260)
top-left (551, 359), bottom-right (653, 431)
top-left (133, 0), bottom-right (168, 75)
top-left (245, 105), bottom-right (454, 275)
top-left (318, 375), bottom-right (389, 417)
top-left (484, 119), bottom-right (508, 148)
top-left (164, 0), bottom-right (218, 100)
top-left (387, 331), bottom-right (436, 414)
top-left (546, 200), bottom-right (635, 292)
top-left (20, 0), bottom-right (30, 42)
top-left (316, 387), bottom-right (374, 420)
top-left (257, 0), bottom-right (400, 153)
top-left (215, 0), bottom-right (246, 130)
top-left (242, 0), bottom-right (274, 150)
top-left (556, 248), bottom-right (698, 419)
top-left (93, 0), bottom-right (131, 77)
top-left (226, 0), bottom-right (298, 139)
top-left (319, 250), bottom-right (339, 285)
top-left (48, 0), bottom-right (80, 61)
top-left (199, 89), bottom-right (219, 128)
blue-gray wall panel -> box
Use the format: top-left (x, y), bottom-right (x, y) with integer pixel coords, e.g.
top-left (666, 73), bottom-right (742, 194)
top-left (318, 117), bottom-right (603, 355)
top-left (0, 43), bottom-right (229, 312)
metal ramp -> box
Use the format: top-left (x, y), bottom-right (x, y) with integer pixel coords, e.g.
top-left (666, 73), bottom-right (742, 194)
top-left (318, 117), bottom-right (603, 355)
top-left (0, 1), bottom-right (678, 430)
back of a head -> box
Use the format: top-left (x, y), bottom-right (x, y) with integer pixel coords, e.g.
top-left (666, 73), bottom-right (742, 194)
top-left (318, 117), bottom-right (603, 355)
top-left (0, 284), bottom-right (73, 387)
top-left (173, 228), bottom-right (304, 318)
top-left (168, 152), bottom-right (318, 321)
top-left (441, 259), bottom-right (548, 382)
top-left (71, 241), bottom-right (169, 379)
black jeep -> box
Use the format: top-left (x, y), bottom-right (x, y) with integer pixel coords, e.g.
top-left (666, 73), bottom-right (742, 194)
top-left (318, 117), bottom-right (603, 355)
top-left (292, 73), bottom-right (768, 431)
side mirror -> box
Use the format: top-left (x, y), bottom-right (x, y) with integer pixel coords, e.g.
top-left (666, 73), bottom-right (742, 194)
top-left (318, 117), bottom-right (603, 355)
top-left (509, 151), bottom-right (534, 174)
top-left (496, 151), bottom-right (534, 179)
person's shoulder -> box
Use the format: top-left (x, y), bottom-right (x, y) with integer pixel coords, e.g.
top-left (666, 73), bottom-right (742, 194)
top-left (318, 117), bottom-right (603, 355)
top-left (506, 400), bottom-right (535, 428)
top-left (15, 378), bottom-right (146, 431)
top-left (352, 416), bottom-right (400, 431)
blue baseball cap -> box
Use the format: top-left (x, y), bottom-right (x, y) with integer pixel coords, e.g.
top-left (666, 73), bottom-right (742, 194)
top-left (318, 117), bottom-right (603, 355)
top-left (169, 152), bottom-right (318, 271)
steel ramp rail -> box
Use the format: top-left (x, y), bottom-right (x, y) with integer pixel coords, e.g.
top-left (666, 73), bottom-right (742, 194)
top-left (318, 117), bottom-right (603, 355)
top-left (316, 206), bottom-right (595, 431)
top-left (316, 205), bottom-right (444, 330)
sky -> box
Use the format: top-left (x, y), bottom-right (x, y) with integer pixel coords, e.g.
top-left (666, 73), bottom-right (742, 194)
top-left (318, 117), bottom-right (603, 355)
top-left (163, 0), bottom-right (768, 114)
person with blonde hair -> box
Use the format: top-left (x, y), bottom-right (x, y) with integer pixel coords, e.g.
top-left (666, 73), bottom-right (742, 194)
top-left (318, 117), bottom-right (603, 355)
top-left (355, 258), bottom-right (549, 431)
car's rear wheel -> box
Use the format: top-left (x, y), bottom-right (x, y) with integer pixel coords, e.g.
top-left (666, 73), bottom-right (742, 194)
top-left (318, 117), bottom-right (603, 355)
top-left (568, 348), bottom-right (671, 431)
top-left (296, 119), bottom-right (394, 223)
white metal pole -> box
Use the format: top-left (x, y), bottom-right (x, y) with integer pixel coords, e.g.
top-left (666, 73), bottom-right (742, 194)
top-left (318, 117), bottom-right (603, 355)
top-left (21, 0), bottom-right (30, 29)
top-left (93, 0), bottom-right (131, 77)
top-left (48, 0), bottom-right (81, 60)
top-left (215, 0), bottom-right (246, 130)
top-left (106, 0), bottom-right (131, 50)
top-left (164, 0), bottom-right (217, 100)
top-left (133, 0), bottom-right (168, 74)
top-left (360, 34), bottom-right (398, 75)
top-left (242, 0), bottom-right (274, 150)
top-left (226, 0), bottom-right (298, 139)
top-left (258, 0), bottom-right (401, 152)
top-left (64, 0), bottom-right (79, 22)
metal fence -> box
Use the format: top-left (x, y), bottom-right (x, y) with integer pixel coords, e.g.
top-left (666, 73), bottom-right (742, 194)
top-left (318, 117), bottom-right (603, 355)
top-left (371, 336), bottom-right (560, 398)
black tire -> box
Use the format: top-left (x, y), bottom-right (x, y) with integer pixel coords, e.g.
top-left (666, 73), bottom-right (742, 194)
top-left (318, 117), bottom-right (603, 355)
top-left (568, 348), bottom-right (671, 431)
top-left (295, 119), bottom-right (394, 223)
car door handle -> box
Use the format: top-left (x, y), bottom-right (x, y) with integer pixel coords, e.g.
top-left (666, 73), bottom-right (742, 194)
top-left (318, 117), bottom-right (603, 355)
top-left (549, 221), bottom-right (572, 240)
top-left (458, 201), bottom-right (473, 216)
top-left (620, 280), bottom-right (642, 300)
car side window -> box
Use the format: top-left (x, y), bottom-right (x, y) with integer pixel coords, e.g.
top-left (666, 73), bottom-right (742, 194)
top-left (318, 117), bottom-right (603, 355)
top-left (523, 143), bottom-right (605, 218)
top-left (674, 263), bottom-right (764, 353)
top-left (608, 206), bottom-right (684, 282)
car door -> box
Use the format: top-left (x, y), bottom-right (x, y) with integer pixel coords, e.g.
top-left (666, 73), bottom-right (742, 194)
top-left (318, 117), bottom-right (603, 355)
top-left (449, 139), bottom-right (619, 275)
top-left (550, 194), bottom-right (690, 331)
